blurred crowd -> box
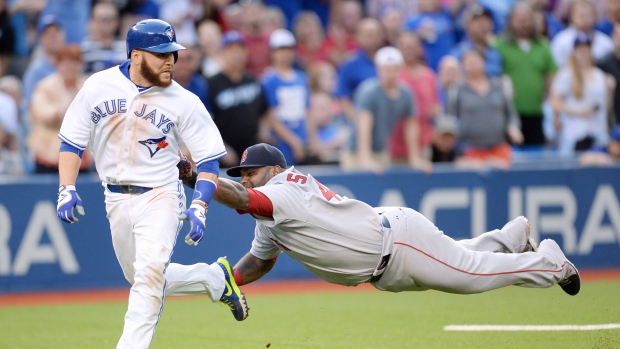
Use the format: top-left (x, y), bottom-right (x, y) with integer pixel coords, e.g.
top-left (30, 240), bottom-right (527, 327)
top-left (1, 0), bottom-right (620, 176)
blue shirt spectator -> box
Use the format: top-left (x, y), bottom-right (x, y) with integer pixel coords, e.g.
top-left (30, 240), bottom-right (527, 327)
top-left (262, 68), bottom-right (310, 165)
top-left (22, 16), bottom-right (66, 107)
top-left (41, 0), bottom-right (90, 44)
top-left (185, 74), bottom-right (209, 108)
top-left (335, 50), bottom-right (377, 99)
top-left (404, 6), bottom-right (455, 71)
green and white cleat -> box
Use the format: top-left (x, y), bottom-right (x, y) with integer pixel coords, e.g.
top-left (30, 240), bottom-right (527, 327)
top-left (217, 257), bottom-right (249, 321)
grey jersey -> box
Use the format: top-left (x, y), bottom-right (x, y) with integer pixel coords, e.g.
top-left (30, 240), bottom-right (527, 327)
top-left (249, 168), bottom-right (383, 286)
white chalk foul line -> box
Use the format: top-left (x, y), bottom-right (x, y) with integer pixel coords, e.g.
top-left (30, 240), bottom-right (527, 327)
top-left (444, 324), bottom-right (620, 331)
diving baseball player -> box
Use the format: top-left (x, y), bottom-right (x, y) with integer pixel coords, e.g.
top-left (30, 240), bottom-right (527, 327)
top-left (56, 19), bottom-right (248, 349)
top-left (182, 143), bottom-right (580, 298)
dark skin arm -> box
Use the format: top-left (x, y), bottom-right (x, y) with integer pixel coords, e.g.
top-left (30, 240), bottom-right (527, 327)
top-left (179, 166), bottom-right (276, 284)
top-left (234, 252), bottom-right (277, 285)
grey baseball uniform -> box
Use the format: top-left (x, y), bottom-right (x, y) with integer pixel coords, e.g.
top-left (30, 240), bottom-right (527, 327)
top-left (247, 168), bottom-right (571, 293)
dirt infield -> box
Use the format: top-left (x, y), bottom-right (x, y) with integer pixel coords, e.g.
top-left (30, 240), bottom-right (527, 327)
top-left (1, 269), bottom-right (619, 307)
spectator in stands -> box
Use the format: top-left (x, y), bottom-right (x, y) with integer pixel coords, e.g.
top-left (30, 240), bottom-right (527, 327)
top-left (335, 18), bottom-right (385, 122)
top-left (31, 0), bottom-right (90, 44)
top-left (595, 0), bottom-right (620, 36)
top-left (394, 32), bottom-right (441, 163)
top-left (81, 2), bottom-right (126, 75)
top-left (199, 0), bottom-right (231, 29)
top-left (174, 44), bottom-right (208, 107)
top-left (597, 24), bottom-right (620, 125)
top-left (221, 2), bottom-right (243, 32)
top-left (496, 1), bottom-right (558, 147)
top-left (550, 32), bottom-right (611, 156)
top-left (263, 5), bottom-right (286, 34)
top-left (342, 47), bottom-right (428, 173)
top-left (579, 124), bottom-right (620, 165)
top-left (551, 0), bottom-right (614, 67)
top-left (22, 15), bottom-right (66, 109)
top-left (429, 113), bottom-right (459, 163)
top-left (240, 1), bottom-right (270, 77)
top-left (437, 55), bottom-right (462, 106)
top-left (118, 0), bottom-right (160, 37)
top-left (526, 0), bottom-right (565, 39)
top-left (403, 0), bottom-right (455, 71)
top-left (0, 86), bottom-right (22, 174)
top-left (448, 50), bottom-right (523, 170)
top-left (307, 91), bottom-right (350, 165)
top-left (451, 3), bottom-right (502, 77)
top-left (206, 31), bottom-right (269, 168)
top-left (293, 11), bottom-right (327, 70)
top-left (197, 20), bottom-right (224, 79)
top-left (0, 0), bottom-right (15, 77)
top-left (323, 0), bottom-right (362, 67)
top-left (159, 0), bottom-right (200, 45)
top-left (28, 45), bottom-right (91, 173)
top-left (262, 29), bottom-right (310, 166)
top-left (379, 6), bottom-right (405, 46)
top-left (307, 60), bottom-right (344, 118)
top-left (366, 0), bottom-right (419, 20)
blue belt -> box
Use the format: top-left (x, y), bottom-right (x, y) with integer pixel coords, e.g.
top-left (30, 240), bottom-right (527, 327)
top-left (107, 184), bottom-right (153, 194)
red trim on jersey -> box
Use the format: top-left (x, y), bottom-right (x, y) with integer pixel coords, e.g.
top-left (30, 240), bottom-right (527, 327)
top-left (236, 188), bottom-right (274, 218)
top-left (269, 256), bottom-right (278, 263)
top-left (394, 242), bottom-right (565, 276)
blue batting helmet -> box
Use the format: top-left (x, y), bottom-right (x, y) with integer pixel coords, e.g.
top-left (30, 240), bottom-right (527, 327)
top-left (126, 19), bottom-right (186, 62)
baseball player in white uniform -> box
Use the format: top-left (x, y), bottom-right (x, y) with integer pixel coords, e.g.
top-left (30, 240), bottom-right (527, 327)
top-left (56, 19), bottom-right (248, 349)
top-left (182, 143), bottom-right (580, 299)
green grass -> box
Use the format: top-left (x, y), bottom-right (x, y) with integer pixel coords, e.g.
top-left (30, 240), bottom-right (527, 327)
top-left (1, 281), bottom-right (619, 349)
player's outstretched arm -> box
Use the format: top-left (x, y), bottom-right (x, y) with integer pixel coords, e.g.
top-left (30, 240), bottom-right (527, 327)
top-left (213, 178), bottom-right (250, 211)
top-left (233, 252), bottom-right (276, 286)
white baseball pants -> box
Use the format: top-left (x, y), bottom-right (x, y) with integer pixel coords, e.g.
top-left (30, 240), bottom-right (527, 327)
top-left (374, 208), bottom-right (570, 293)
top-left (105, 181), bottom-right (225, 349)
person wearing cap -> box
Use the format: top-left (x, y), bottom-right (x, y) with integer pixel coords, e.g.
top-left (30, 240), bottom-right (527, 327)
top-left (429, 113), bottom-right (459, 163)
top-left (551, 0), bottom-right (614, 67)
top-left (451, 3), bottom-right (502, 78)
top-left (179, 142), bottom-right (582, 309)
top-left (342, 46), bottom-right (430, 174)
top-left (496, 2), bottom-right (558, 147)
top-left (579, 124), bottom-right (620, 165)
top-left (206, 30), bottom-right (270, 167)
top-left (550, 31), bottom-right (611, 156)
top-left (261, 28), bottom-right (311, 166)
top-left (56, 19), bottom-right (247, 348)
top-left (22, 15), bottom-right (66, 109)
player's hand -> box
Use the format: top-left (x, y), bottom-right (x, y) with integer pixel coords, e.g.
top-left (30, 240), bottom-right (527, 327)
top-left (179, 202), bottom-right (207, 246)
top-left (57, 185), bottom-right (85, 224)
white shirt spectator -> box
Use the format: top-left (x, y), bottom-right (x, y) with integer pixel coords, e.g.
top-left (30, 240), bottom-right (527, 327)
top-left (551, 26), bottom-right (614, 67)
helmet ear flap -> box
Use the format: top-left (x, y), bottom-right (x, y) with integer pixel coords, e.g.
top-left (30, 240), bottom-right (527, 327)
top-left (173, 51), bottom-right (178, 63)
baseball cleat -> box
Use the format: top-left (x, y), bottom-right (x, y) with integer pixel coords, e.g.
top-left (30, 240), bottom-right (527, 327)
top-left (558, 261), bottom-right (580, 296)
top-left (217, 257), bottom-right (249, 321)
top-left (521, 216), bottom-right (538, 252)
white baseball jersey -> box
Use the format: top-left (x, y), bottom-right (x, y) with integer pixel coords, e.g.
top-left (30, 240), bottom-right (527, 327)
top-left (248, 168), bottom-right (384, 286)
top-left (58, 64), bottom-right (225, 187)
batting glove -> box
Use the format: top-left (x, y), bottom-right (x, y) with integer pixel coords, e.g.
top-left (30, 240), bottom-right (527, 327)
top-left (57, 185), bottom-right (85, 224)
top-left (179, 202), bottom-right (207, 246)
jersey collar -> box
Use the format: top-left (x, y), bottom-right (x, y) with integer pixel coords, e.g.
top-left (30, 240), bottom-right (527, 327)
top-left (119, 60), bottom-right (152, 93)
